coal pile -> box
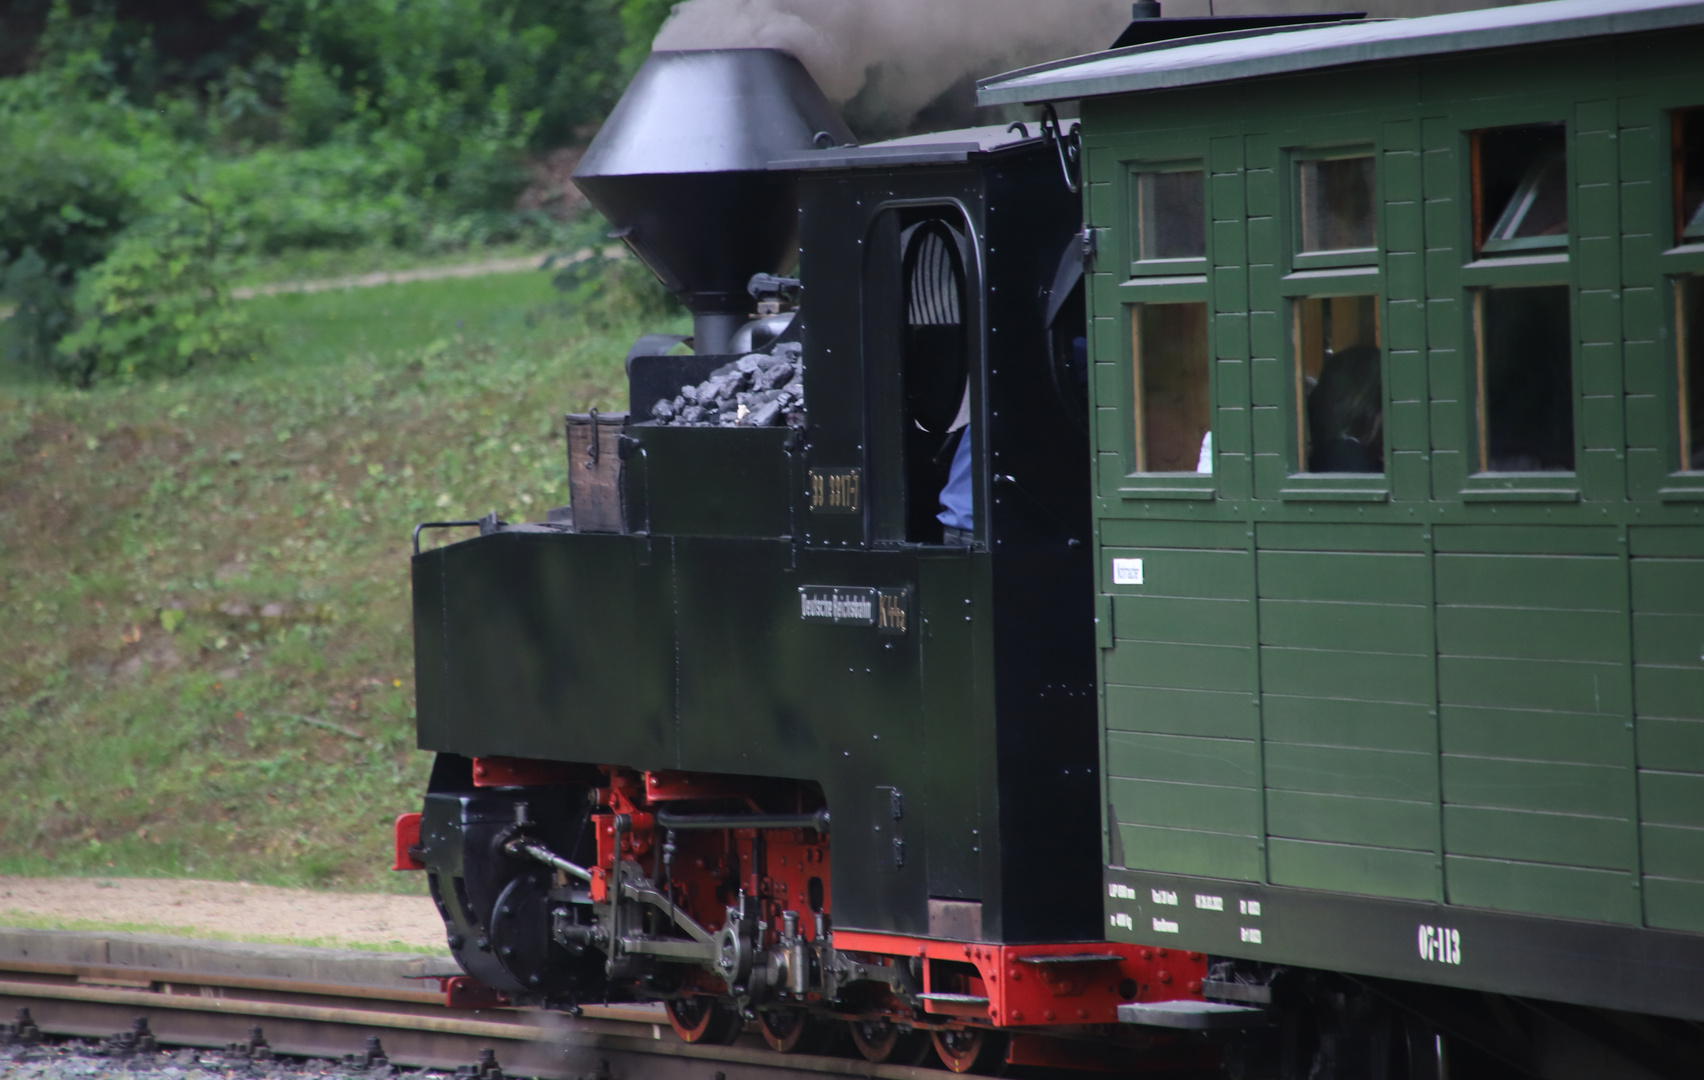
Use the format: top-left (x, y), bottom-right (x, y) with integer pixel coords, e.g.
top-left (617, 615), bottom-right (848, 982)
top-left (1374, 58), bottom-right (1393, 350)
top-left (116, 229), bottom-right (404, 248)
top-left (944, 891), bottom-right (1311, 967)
top-left (649, 342), bottom-right (803, 427)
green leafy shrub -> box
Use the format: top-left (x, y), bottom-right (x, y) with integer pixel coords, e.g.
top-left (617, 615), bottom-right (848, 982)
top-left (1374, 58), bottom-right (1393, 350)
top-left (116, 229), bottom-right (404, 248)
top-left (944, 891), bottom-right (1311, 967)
top-left (550, 222), bottom-right (682, 331)
top-left (56, 195), bottom-right (263, 386)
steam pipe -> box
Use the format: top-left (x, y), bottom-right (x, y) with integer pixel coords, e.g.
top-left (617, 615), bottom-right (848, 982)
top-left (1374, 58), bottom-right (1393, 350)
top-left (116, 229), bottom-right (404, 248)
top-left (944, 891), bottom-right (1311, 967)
top-left (654, 808), bottom-right (830, 834)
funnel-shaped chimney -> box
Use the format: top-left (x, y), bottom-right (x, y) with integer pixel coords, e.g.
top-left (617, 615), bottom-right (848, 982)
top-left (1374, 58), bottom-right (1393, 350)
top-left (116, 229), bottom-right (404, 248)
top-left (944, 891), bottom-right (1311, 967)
top-left (574, 50), bottom-right (854, 354)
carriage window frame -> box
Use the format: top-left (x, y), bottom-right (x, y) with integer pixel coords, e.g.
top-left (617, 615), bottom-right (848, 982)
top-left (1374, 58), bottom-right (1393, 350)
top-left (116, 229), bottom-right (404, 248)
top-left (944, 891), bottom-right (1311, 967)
top-left (1655, 107), bottom-right (1704, 497)
top-left (1114, 273), bottom-right (1216, 498)
top-left (1673, 107), bottom-right (1704, 247)
top-left (1289, 145), bottom-right (1379, 272)
top-left (1127, 160), bottom-right (1208, 278)
top-left (1276, 271), bottom-right (1390, 500)
top-left (1471, 122), bottom-right (1571, 258)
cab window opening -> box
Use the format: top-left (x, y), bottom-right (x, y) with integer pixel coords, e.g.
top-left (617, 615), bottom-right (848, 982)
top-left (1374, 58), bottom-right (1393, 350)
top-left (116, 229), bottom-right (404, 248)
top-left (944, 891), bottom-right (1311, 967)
top-left (899, 214), bottom-right (973, 544)
top-left (1473, 123), bottom-right (1568, 254)
top-left (1131, 302), bottom-right (1211, 473)
top-left (1297, 154), bottom-right (1376, 254)
top-left (1474, 284), bottom-right (1576, 473)
top-left (1293, 294), bottom-right (1383, 474)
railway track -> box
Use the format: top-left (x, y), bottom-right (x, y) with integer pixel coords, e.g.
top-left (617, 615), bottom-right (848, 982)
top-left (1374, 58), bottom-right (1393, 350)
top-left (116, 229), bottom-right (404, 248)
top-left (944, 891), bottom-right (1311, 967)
top-left (0, 930), bottom-right (959, 1080)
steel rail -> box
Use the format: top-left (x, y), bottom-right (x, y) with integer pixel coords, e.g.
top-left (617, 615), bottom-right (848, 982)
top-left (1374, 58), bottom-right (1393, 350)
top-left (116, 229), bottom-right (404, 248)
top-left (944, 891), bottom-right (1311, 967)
top-left (0, 959), bottom-right (962, 1080)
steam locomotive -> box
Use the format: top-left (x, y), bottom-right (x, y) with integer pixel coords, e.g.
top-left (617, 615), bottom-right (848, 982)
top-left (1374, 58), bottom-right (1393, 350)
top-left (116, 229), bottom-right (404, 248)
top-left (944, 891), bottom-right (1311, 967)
top-left (400, 3), bottom-right (1704, 1078)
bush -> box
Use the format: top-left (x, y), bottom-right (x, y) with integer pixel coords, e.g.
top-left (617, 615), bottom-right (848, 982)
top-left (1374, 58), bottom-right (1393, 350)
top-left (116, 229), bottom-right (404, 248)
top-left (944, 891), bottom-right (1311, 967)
top-left (550, 220), bottom-right (682, 330)
top-left (55, 195), bottom-right (262, 386)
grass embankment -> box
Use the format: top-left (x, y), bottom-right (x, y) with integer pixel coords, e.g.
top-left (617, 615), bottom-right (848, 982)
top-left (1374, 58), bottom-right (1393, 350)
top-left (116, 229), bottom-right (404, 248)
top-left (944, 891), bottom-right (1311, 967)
top-left (0, 269), bottom-right (672, 891)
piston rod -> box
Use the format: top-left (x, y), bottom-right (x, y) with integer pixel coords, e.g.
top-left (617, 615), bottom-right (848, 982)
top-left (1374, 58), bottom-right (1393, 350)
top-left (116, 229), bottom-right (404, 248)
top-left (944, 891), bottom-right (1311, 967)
top-left (503, 836), bottom-right (593, 883)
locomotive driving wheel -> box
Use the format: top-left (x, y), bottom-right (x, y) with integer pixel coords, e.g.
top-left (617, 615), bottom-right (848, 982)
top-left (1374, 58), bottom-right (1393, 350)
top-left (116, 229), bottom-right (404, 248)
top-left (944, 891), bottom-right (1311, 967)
top-left (847, 1018), bottom-right (931, 1064)
top-left (665, 996), bottom-right (743, 1045)
top-left (759, 1007), bottom-right (833, 1053)
top-left (931, 1027), bottom-right (1007, 1075)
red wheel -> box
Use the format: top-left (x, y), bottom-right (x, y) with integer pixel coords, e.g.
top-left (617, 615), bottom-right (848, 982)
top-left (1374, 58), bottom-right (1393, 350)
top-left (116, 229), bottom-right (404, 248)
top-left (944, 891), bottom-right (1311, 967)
top-left (760, 1007), bottom-right (830, 1053)
top-left (666, 996), bottom-right (743, 1045)
top-left (847, 1018), bottom-right (931, 1064)
top-left (931, 1027), bottom-right (1008, 1074)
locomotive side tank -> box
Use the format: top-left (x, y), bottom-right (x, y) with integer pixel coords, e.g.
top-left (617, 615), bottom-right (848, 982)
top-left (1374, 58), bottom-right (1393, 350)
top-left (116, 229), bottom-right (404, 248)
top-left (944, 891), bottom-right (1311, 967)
top-left (981, 0), bottom-right (1704, 1065)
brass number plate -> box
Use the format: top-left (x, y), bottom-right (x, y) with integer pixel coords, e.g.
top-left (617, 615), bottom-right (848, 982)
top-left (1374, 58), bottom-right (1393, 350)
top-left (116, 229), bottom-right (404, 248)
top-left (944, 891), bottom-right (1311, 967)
top-left (809, 468), bottom-right (861, 513)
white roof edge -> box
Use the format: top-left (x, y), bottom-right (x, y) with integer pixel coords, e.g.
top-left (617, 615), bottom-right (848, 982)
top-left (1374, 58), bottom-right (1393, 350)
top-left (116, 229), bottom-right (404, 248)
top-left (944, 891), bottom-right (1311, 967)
top-left (977, 0), bottom-right (1704, 107)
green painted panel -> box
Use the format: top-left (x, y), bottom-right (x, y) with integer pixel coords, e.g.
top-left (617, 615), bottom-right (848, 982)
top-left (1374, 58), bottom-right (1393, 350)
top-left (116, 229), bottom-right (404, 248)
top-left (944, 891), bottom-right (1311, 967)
top-left (1443, 805), bottom-right (1631, 871)
top-left (1440, 706), bottom-right (1626, 766)
top-left (1105, 685), bottom-right (1256, 740)
top-left (1637, 718), bottom-right (1704, 773)
top-left (1640, 823), bottom-right (1704, 881)
top-left (1115, 822), bottom-right (1262, 881)
top-left (1434, 525), bottom-right (1621, 556)
top-left (1258, 551), bottom-right (1431, 604)
top-left (1104, 640), bottom-right (1255, 693)
top-left (1103, 548), bottom-right (1253, 599)
top-left (1631, 612), bottom-right (1704, 666)
top-left (1251, 358), bottom-right (1285, 407)
top-left (1108, 776), bottom-right (1259, 836)
top-left (1442, 755), bottom-right (1628, 817)
top-left (1260, 599), bottom-right (1432, 654)
top-left (1264, 695), bottom-right (1435, 753)
top-left (1633, 665), bottom-right (1704, 721)
top-left (1112, 595), bottom-right (1251, 647)
top-left (1643, 876), bottom-right (1704, 933)
top-left (1095, 407), bottom-right (1122, 454)
top-left (1630, 558), bottom-right (1704, 613)
top-left (1434, 554), bottom-right (1623, 611)
top-left (1438, 656), bottom-right (1629, 715)
top-left (1266, 789), bottom-right (1435, 850)
top-left (1265, 743), bottom-right (1436, 801)
top-left (1256, 523), bottom-right (1427, 552)
top-left (1638, 770), bottom-right (1704, 828)
top-left (1446, 856), bottom-right (1638, 925)
top-left (1629, 529), bottom-right (1704, 558)
top-left (1436, 606), bottom-right (1626, 663)
top-left (1262, 646), bottom-right (1435, 705)
top-left (1100, 520), bottom-right (1247, 550)
top-left (1107, 731), bottom-right (1259, 788)
top-left (1269, 838), bottom-right (1437, 901)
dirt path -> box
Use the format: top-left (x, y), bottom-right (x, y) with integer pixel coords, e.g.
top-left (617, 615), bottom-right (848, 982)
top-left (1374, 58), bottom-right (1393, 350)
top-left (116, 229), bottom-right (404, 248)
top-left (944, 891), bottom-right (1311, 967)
top-left (230, 253), bottom-right (560, 300)
top-left (0, 876), bottom-right (444, 951)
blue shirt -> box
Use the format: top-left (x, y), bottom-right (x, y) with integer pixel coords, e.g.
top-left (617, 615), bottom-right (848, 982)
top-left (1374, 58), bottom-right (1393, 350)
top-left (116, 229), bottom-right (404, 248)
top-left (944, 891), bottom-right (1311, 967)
top-left (936, 427), bottom-right (974, 531)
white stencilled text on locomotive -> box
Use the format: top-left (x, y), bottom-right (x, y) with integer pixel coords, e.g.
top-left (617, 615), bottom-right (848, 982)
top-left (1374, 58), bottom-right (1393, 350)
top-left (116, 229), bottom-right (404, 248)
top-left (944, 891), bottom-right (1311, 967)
top-left (1151, 888), bottom-right (1179, 906)
top-left (1109, 883), bottom-right (1138, 899)
top-left (1418, 925), bottom-right (1461, 965)
top-left (1111, 911), bottom-right (1135, 930)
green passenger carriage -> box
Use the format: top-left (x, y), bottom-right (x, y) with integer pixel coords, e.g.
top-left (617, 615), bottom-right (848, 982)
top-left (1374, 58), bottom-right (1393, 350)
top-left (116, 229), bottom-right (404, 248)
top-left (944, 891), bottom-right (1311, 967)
top-left (982, 0), bottom-right (1704, 1028)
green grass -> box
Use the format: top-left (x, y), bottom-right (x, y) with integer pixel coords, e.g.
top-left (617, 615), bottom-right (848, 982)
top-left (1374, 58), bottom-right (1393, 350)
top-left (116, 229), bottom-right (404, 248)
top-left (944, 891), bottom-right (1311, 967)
top-left (0, 264), bottom-right (685, 892)
top-left (0, 909), bottom-right (448, 953)
top-left (229, 242), bottom-right (561, 290)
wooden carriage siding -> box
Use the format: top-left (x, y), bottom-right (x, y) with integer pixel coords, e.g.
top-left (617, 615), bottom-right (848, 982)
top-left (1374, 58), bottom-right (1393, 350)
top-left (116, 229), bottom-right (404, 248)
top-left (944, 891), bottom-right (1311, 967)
top-left (983, 0), bottom-right (1704, 935)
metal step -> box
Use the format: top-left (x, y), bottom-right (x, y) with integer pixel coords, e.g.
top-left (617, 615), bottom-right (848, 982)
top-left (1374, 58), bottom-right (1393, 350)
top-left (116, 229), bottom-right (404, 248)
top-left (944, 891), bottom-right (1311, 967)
top-left (1117, 1000), bottom-right (1268, 1030)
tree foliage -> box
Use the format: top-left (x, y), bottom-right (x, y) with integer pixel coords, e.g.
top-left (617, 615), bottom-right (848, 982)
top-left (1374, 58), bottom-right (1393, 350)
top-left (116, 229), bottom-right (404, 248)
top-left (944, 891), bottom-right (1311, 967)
top-left (0, 0), bottom-right (680, 384)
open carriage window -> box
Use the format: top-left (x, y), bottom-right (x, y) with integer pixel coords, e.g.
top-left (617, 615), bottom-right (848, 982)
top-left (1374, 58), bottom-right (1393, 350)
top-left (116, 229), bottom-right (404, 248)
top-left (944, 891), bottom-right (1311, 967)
top-left (1677, 108), bottom-right (1704, 244)
top-left (1131, 302), bottom-right (1211, 472)
top-left (1293, 295), bottom-right (1383, 474)
top-left (1475, 285), bottom-right (1575, 472)
top-left (1681, 277), bottom-right (1704, 472)
top-left (1474, 123), bottom-right (1568, 254)
top-left (1134, 167), bottom-right (1206, 263)
top-left (1297, 154), bottom-right (1376, 255)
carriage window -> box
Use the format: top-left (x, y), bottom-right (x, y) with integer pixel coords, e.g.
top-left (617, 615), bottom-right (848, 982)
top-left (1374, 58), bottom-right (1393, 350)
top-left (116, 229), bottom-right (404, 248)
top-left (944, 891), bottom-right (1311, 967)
top-left (1135, 168), bottom-right (1206, 262)
top-left (1131, 302), bottom-right (1210, 472)
top-left (1297, 155), bottom-right (1376, 254)
top-left (1682, 277), bottom-right (1704, 471)
top-left (1475, 124), bottom-right (1568, 254)
top-left (1475, 285), bottom-right (1575, 472)
top-left (1677, 109), bottom-right (1704, 243)
top-left (1293, 295), bottom-right (1383, 474)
